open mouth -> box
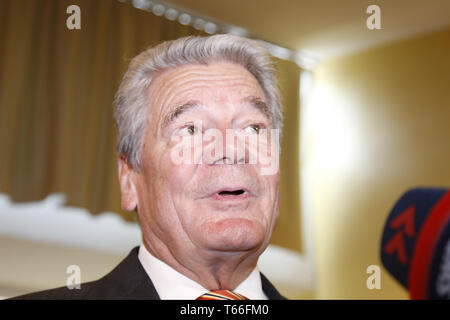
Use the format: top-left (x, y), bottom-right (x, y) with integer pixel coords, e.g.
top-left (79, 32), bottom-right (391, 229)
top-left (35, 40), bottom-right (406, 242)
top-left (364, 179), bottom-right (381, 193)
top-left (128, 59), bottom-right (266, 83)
top-left (218, 189), bottom-right (245, 196)
top-left (210, 188), bottom-right (250, 201)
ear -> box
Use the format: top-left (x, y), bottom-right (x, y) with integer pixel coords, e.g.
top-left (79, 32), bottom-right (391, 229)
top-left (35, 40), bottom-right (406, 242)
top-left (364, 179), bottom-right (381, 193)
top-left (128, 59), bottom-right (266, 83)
top-left (118, 155), bottom-right (138, 211)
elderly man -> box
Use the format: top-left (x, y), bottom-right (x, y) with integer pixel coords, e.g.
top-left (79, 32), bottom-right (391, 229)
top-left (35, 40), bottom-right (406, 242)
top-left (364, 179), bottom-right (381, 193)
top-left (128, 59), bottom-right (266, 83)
top-left (15, 34), bottom-right (285, 300)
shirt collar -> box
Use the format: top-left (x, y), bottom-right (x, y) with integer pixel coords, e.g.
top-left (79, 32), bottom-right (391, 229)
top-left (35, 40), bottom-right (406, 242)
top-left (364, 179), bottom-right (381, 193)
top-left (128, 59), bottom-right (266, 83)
top-left (138, 244), bottom-right (267, 300)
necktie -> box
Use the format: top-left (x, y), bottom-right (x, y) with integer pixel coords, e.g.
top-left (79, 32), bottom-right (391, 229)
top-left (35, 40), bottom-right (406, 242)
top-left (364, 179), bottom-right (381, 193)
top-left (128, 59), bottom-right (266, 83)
top-left (196, 290), bottom-right (249, 300)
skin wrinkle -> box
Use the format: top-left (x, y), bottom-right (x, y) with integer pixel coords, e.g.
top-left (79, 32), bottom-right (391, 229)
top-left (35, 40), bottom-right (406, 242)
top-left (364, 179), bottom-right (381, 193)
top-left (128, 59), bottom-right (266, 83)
top-left (119, 61), bottom-right (280, 290)
top-left (152, 64), bottom-right (269, 137)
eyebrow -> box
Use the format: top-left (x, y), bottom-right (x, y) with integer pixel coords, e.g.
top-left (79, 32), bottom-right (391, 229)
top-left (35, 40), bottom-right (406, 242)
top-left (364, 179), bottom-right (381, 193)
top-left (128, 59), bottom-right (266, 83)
top-left (161, 96), bottom-right (272, 129)
top-left (242, 96), bottom-right (272, 120)
top-left (161, 100), bottom-right (202, 129)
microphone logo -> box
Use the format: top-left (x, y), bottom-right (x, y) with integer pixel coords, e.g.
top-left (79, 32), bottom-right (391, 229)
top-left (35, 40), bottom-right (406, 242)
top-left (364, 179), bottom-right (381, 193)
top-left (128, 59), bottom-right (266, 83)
top-left (383, 205), bottom-right (416, 264)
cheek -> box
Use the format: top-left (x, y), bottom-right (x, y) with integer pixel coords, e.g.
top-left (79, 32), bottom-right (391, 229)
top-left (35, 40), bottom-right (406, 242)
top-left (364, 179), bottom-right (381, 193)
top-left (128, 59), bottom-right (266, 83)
top-left (138, 140), bottom-right (196, 210)
top-left (162, 153), bottom-right (197, 196)
top-left (261, 174), bottom-right (280, 219)
top-left (267, 173), bottom-right (280, 194)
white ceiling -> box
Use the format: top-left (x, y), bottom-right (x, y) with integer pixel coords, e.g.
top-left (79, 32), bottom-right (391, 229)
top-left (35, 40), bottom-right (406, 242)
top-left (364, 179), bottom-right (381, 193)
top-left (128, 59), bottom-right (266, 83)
top-left (163, 0), bottom-right (450, 62)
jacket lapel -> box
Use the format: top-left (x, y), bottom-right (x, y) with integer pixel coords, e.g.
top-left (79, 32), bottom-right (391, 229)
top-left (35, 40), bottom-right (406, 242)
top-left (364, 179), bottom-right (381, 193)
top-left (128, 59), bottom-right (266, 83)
top-left (260, 272), bottom-right (287, 300)
top-left (95, 246), bottom-right (160, 299)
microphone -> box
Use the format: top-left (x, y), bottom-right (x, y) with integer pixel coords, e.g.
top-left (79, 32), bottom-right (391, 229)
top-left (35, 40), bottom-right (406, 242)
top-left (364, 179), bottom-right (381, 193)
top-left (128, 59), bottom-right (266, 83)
top-left (380, 187), bottom-right (450, 299)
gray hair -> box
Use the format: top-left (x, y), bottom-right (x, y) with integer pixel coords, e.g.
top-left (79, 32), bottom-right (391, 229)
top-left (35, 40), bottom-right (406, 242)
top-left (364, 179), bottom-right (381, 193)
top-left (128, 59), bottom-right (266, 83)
top-left (114, 34), bottom-right (282, 171)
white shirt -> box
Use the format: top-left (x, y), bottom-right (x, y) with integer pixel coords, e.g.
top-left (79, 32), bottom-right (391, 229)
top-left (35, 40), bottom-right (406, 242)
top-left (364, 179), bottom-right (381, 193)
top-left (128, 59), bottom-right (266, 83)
top-left (138, 244), bottom-right (268, 300)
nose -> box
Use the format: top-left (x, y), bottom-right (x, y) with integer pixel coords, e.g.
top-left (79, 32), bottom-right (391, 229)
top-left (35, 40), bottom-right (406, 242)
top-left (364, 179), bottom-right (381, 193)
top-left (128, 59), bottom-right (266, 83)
top-left (202, 128), bottom-right (247, 165)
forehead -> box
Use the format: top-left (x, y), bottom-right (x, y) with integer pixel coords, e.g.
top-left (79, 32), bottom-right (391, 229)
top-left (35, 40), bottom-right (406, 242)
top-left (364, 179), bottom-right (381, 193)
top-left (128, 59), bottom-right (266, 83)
top-left (148, 61), bottom-right (266, 114)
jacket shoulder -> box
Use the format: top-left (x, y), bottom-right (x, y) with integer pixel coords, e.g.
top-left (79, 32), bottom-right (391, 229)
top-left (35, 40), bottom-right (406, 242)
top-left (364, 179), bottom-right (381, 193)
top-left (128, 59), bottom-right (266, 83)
top-left (11, 280), bottom-right (98, 300)
top-left (10, 246), bottom-right (159, 300)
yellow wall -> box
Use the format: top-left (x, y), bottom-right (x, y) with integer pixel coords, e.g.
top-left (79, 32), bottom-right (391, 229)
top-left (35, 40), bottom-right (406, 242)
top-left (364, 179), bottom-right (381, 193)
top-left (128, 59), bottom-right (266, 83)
top-left (274, 58), bottom-right (302, 253)
top-left (307, 27), bottom-right (450, 299)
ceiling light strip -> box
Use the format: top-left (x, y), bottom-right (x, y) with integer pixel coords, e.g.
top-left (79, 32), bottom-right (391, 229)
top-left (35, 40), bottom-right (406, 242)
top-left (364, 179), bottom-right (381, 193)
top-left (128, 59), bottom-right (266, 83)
top-left (119, 0), bottom-right (317, 69)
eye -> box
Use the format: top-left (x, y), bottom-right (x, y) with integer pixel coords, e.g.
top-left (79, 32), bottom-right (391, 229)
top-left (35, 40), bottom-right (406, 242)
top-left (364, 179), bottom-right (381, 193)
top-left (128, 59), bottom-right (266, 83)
top-left (245, 124), bottom-right (262, 134)
top-left (181, 124), bottom-right (198, 136)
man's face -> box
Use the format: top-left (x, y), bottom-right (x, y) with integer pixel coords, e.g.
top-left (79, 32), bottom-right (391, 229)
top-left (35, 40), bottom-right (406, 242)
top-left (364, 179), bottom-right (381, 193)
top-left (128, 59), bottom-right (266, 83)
top-left (125, 61), bottom-right (280, 259)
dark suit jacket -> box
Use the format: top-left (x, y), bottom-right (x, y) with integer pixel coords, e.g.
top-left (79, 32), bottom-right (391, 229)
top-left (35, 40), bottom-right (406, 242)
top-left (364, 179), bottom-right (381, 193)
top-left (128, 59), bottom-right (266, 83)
top-left (12, 246), bottom-right (286, 300)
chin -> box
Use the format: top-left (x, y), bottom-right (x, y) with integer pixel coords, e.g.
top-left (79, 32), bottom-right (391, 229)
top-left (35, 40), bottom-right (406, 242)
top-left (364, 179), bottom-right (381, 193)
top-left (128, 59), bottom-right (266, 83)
top-left (201, 218), bottom-right (266, 252)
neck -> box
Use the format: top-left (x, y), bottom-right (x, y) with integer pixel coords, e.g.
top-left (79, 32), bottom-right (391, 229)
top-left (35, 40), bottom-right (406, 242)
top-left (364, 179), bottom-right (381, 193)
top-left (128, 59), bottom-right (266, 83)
top-left (142, 237), bottom-right (262, 290)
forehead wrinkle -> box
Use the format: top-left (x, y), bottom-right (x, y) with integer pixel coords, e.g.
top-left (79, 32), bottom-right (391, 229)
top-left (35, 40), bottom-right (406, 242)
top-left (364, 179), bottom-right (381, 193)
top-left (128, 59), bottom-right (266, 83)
top-left (154, 82), bottom-right (213, 132)
top-left (155, 71), bottom-right (259, 107)
top-left (154, 62), bottom-right (264, 98)
top-left (149, 64), bottom-right (267, 134)
top-left (146, 73), bottom-right (204, 135)
top-left (159, 62), bottom-right (262, 90)
top-left (156, 76), bottom-right (261, 113)
top-left (164, 73), bottom-right (259, 91)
